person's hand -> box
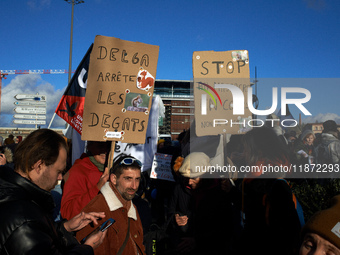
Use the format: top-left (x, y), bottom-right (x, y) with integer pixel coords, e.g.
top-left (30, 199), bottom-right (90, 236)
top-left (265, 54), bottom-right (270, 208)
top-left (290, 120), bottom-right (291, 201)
top-left (64, 211), bottom-right (105, 232)
top-left (84, 228), bottom-right (107, 250)
top-left (97, 167), bottom-right (110, 190)
top-left (175, 214), bottom-right (188, 226)
top-left (0, 154), bottom-right (7, 166)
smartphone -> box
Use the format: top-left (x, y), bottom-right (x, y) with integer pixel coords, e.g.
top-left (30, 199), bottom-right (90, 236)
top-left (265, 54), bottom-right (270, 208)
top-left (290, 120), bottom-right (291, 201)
top-left (81, 218), bottom-right (115, 243)
top-left (99, 218), bottom-right (115, 232)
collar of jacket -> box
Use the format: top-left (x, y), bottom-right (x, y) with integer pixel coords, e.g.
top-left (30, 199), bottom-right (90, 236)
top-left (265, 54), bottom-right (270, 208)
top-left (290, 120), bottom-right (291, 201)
top-left (0, 166), bottom-right (55, 212)
top-left (100, 182), bottom-right (137, 220)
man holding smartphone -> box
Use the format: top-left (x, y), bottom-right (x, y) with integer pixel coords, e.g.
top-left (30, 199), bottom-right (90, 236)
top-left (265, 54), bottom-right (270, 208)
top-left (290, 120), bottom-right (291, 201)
top-left (0, 129), bottom-right (107, 254)
top-left (76, 154), bottom-right (145, 255)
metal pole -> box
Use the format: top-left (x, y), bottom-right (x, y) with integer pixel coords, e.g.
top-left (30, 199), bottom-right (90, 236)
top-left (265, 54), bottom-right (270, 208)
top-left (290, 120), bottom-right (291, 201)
top-left (48, 0), bottom-right (83, 129)
top-left (68, 0), bottom-right (74, 84)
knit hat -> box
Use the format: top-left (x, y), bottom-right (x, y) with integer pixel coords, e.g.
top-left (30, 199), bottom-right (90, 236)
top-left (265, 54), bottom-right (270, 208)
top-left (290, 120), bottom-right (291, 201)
top-left (158, 139), bottom-right (165, 145)
top-left (301, 195), bottom-right (340, 249)
top-left (178, 152), bottom-right (210, 178)
top-left (323, 120), bottom-right (338, 133)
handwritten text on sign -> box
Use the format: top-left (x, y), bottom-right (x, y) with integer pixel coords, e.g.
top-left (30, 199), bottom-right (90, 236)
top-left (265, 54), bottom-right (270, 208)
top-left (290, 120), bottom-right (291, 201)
top-left (151, 153), bottom-right (175, 182)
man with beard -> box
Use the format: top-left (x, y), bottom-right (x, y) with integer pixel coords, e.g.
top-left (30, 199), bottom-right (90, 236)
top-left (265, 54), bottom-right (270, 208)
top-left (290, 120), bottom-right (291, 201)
top-left (76, 154), bottom-right (145, 255)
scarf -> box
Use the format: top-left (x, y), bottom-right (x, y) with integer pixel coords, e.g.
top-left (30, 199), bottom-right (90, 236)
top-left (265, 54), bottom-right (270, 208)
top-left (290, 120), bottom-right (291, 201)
top-left (89, 155), bottom-right (105, 172)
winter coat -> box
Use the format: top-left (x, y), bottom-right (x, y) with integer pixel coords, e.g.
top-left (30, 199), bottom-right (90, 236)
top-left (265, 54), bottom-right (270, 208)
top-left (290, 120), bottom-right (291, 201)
top-left (319, 133), bottom-right (340, 164)
top-left (76, 182), bottom-right (145, 255)
top-left (0, 166), bottom-right (93, 255)
top-left (61, 154), bottom-right (103, 220)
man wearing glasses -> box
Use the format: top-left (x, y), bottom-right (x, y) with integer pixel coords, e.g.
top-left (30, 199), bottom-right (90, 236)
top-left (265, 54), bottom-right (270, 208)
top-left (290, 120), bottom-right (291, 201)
top-left (76, 154), bottom-right (145, 255)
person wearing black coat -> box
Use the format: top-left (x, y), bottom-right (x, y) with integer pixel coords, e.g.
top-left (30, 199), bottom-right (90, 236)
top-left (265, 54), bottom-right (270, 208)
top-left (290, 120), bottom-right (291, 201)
top-left (0, 129), bottom-right (106, 255)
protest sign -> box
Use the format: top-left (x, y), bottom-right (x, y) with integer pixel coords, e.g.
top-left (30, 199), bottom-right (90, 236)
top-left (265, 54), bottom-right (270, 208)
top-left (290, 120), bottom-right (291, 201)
top-left (82, 35), bottom-right (159, 143)
top-left (150, 153), bottom-right (175, 182)
top-left (192, 50), bottom-right (251, 136)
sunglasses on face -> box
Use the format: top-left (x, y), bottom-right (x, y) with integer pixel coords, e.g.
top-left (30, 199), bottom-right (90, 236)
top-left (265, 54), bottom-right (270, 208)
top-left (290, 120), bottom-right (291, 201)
top-left (119, 157), bottom-right (142, 167)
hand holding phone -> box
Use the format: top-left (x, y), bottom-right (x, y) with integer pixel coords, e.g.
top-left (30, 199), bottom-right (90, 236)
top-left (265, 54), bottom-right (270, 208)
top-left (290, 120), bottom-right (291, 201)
top-left (99, 218), bottom-right (115, 232)
top-left (81, 218), bottom-right (115, 244)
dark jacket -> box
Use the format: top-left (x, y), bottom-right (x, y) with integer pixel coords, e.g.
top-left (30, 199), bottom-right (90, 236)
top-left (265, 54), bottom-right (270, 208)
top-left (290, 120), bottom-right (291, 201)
top-left (241, 178), bottom-right (301, 255)
top-left (0, 166), bottom-right (93, 255)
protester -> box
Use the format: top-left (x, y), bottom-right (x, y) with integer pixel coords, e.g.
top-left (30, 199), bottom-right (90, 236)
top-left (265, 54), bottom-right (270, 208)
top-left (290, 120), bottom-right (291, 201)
top-left (157, 139), bottom-right (165, 151)
top-left (14, 135), bottom-right (22, 144)
top-left (300, 195), bottom-right (340, 255)
top-left (61, 140), bottom-right (112, 220)
top-left (240, 126), bottom-right (301, 255)
top-left (0, 129), bottom-right (107, 254)
top-left (4, 134), bottom-right (14, 145)
top-left (76, 154), bottom-right (145, 255)
top-left (316, 120), bottom-right (340, 165)
top-left (0, 146), bottom-right (14, 169)
top-left (169, 152), bottom-right (236, 255)
top-left (266, 113), bottom-right (288, 145)
top-left (294, 129), bottom-right (316, 165)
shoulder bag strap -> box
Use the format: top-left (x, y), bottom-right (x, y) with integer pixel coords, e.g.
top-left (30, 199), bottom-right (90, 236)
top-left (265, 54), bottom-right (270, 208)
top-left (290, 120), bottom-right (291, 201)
top-left (116, 218), bottom-right (130, 255)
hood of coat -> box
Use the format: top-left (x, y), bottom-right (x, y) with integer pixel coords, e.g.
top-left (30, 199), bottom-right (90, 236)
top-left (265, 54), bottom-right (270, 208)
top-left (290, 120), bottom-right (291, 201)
top-left (0, 166), bottom-right (55, 213)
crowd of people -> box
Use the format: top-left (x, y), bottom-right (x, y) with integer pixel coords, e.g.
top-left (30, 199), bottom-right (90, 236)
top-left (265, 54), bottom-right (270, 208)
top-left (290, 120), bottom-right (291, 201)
top-left (0, 119), bottom-right (339, 255)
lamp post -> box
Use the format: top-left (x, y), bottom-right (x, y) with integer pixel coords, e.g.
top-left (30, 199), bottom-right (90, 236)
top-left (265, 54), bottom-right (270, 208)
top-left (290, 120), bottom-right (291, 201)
top-left (64, 0), bottom-right (84, 83)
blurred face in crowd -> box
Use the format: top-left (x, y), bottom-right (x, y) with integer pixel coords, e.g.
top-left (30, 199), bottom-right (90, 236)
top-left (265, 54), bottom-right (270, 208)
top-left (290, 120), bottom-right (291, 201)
top-left (188, 177), bottom-right (200, 190)
top-left (299, 233), bottom-right (340, 255)
top-left (304, 134), bottom-right (315, 146)
top-left (111, 168), bottom-right (141, 201)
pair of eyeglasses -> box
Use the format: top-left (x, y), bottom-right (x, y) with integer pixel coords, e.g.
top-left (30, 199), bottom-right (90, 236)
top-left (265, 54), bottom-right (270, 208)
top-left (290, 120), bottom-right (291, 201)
top-left (119, 157), bottom-right (142, 167)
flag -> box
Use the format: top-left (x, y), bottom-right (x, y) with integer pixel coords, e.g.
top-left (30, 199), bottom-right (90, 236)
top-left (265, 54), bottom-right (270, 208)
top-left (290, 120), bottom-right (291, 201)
top-left (55, 44), bottom-right (93, 134)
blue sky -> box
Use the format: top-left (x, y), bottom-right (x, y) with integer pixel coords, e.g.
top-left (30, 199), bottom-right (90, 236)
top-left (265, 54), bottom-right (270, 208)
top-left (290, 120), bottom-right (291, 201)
top-left (1, 0), bottom-right (340, 128)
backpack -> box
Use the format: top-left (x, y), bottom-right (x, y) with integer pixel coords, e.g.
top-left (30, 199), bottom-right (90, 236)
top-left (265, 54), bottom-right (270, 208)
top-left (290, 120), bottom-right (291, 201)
top-left (263, 179), bottom-right (305, 228)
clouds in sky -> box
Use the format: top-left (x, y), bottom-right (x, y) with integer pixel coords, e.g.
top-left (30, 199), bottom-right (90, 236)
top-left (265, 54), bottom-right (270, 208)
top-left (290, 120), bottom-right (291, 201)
top-left (0, 74), bottom-right (66, 128)
top-left (302, 113), bottom-right (340, 124)
top-left (27, 0), bottom-right (51, 10)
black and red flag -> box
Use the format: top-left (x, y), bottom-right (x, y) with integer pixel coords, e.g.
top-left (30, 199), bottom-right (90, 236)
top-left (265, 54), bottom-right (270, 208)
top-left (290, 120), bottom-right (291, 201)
top-left (55, 44), bottom-right (93, 134)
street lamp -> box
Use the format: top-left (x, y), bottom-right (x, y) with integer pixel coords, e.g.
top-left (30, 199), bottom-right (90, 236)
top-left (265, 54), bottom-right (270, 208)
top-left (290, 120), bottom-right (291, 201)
top-left (64, 0), bottom-right (84, 83)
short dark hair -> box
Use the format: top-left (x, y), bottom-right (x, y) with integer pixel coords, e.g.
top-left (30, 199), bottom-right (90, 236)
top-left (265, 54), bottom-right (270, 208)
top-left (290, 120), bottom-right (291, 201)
top-left (110, 154), bottom-right (141, 178)
top-left (14, 129), bottom-right (68, 176)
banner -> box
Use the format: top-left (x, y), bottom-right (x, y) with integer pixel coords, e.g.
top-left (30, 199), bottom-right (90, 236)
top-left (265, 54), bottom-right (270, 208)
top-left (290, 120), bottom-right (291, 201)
top-left (82, 35), bottom-right (159, 143)
top-left (55, 44), bottom-right (93, 134)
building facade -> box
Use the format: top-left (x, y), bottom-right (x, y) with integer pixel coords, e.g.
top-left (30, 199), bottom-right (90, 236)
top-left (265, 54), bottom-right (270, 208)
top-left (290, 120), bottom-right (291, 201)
top-left (154, 80), bottom-right (193, 140)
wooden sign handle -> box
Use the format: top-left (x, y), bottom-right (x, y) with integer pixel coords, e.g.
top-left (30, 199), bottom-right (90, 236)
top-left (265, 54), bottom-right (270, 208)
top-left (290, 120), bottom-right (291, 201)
top-left (107, 141), bottom-right (116, 170)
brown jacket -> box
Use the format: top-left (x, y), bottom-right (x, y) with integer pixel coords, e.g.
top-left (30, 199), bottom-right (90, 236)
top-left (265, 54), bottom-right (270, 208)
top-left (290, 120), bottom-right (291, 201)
top-left (76, 182), bottom-right (145, 255)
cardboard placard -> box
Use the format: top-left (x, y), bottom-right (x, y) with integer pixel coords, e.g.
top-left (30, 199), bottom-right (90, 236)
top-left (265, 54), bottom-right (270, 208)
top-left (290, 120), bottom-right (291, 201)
top-left (82, 35), bottom-right (159, 143)
top-left (192, 50), bottom-right (251, 136)
top-left (150, 153), bottom-right (175, 182)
